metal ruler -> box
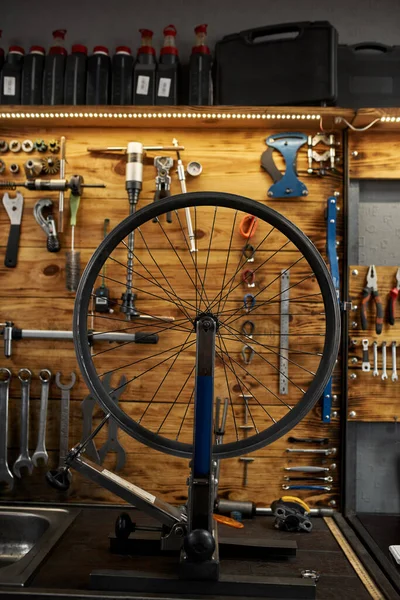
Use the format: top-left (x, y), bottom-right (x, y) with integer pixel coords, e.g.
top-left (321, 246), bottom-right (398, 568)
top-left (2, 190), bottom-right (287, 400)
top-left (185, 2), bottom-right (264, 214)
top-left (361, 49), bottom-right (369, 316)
top-left (324, 518), bottom-right (384, 600)
top-left (279, 270), bottom-right (290, 395)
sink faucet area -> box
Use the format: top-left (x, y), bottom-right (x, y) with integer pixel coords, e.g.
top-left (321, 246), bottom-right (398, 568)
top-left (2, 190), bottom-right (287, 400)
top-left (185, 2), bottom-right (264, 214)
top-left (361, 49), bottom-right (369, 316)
top-left (0, 506), bottom-right (79, 587)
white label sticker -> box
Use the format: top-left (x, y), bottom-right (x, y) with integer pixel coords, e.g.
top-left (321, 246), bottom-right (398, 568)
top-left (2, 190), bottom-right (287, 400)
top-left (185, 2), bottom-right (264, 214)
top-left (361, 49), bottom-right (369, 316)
top-left (3, 77), bottom-right (16, 96)
top-left (103, 468), bottom-right (156, 504)
top-left (157, 77), bottom-right (171, 98)
top-left (136, 75), bottom-right (150, 96)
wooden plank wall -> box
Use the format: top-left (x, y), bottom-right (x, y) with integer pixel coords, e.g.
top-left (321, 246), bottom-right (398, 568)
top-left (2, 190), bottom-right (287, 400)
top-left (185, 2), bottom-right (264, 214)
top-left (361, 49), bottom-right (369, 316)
top-left (348, 128), bottom-right (400, 423)
top-left (0, 123), bottom-right (343, 509)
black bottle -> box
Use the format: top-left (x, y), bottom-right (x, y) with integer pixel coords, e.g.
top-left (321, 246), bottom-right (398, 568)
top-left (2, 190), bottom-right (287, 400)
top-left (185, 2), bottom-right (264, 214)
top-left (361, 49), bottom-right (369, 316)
top-left (133, 29), bottom-right (156, 105)
top-left (156, 25), bottom-right (179, 105)
top-left (43, 29), bottom-right (67, 105)
top-left (87, 46), bottom-right (111, 105)
top-left (189, 24), bottom-right (212, 105)
top-left (64, 44), bottom-right (87, 105)
top-left (0, 45), bottom-right (24, 104)
top-left (0, 31), bottom-right (4, 73)
top-left (112, 46), bottom-right (134, 104)
top-left (22, 45), bottom-right (45, 105)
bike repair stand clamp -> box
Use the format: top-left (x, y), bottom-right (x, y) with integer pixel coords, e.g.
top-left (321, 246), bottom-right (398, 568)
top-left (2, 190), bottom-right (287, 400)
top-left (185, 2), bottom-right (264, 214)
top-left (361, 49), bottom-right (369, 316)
top-left (321, 195), bottom-right (340, 422)
top-left (261, 132), bottom-right (308, 198)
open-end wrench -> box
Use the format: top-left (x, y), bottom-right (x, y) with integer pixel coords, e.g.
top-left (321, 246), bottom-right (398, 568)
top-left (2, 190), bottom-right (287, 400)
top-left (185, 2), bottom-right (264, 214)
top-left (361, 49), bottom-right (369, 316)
top-left (13, 369), bottom-right (33, 477)
top-left (2, 192), bottom-right (24, 268)
top-left (98, 374), bottom-right (127, 471)
top-left (392, 341), bottom-right (398, 382)
top-left (282, 485), bottom-right (331, 492)
top-left (80, 391), bottom-right (101, 464)
top-left (55, 372), bottom-right (76, 468)
top-left (361, 339), bottom-right (370, 372)
top-left (0, 369), bottom-right (13, 488)
top-left (284, 476), bottom-right (333, 483)
top-left (32, 369), bottom-right (51, 466)
top-left (285, 465), bottom-right (336, 473)
top-left (382, 342), bottom-right (388, 380)
top-left (373, 341), bottom-right (379, 377)
top-left (286, 447), bottom-right (336, 456)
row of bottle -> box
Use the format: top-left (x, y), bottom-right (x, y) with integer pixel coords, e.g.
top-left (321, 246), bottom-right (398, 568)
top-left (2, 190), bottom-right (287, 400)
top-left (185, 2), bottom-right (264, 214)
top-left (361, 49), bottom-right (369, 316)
top-left (0, 26), bottom-right (212, 106)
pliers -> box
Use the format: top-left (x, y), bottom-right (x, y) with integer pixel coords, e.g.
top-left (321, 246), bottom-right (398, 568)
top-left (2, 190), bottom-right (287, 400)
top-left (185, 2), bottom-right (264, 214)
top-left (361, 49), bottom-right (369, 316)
top-left (389, 268), bottom-right (400, 326)
top-left (361, 265), bottom-right (383, 335)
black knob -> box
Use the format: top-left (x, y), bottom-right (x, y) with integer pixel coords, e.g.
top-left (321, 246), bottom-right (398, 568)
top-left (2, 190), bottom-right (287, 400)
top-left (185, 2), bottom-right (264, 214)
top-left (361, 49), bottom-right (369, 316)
top-left (183, 529), bottom-right (215, 562)
top-left (115, 512), bottom-right (134, 539)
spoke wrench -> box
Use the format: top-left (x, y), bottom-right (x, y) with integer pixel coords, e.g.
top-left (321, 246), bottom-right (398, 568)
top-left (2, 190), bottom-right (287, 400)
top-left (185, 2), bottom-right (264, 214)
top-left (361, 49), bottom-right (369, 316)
top-left (2, 192), bottom-right (24, 267)
top-left (13, 369), bottom-right (33, 477)
top-left (98, 374), bottom-right (127, 471)
top-left (0, 369), bottom-right (13, 488)
top-left (32, 369), bottom-right (51, 466)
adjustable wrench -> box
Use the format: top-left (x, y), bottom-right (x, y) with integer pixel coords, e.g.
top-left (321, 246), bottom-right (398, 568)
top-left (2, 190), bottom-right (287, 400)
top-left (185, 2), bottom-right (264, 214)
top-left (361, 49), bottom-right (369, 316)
top-left (98, 374), bottom-right (127, 471)
top-left (373, 341), bottom-right (379, 377)
top-left (286, 447), bottom-right (336, 456)
top-left (382, 342), bottom-right (388, 380)
top-left (13, 369), bottom-right (33, 477)
top-left (392, 341), bottom-right (398, 382)
top-left (32, 369), bottom-right (51, 466)
top-left (2, 192), bottom-right (24, 268)
top-left (361, 339), bottom-right (370, 372)
top-left (55, 372), bottom-right (76, 469)
top-left (0, 369), bottom-right (13, 488)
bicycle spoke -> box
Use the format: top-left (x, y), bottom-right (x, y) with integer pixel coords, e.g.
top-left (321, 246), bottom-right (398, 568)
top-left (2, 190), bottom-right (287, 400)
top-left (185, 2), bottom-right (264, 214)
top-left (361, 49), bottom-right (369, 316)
top-left (157, 365), bottom-right (196, 433)
top-left (198, 206), bottom-right (217, 312)
top-left (214, 210), bottom-right (238, 316)
top-left (176, 387), bottom-right (195, 441)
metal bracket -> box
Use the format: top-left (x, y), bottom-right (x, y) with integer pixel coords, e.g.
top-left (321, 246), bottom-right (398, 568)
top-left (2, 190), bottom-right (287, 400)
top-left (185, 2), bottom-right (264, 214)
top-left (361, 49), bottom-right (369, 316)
top-left (261, 132), bottom-right (308, 198)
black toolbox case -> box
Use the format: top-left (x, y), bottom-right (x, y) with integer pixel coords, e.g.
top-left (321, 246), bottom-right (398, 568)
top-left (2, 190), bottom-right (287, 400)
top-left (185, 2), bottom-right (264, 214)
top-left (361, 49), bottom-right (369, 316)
top-left (214, 21), bottom-right (338, 106)
top-left (338, 43), bottom-right (400, 107)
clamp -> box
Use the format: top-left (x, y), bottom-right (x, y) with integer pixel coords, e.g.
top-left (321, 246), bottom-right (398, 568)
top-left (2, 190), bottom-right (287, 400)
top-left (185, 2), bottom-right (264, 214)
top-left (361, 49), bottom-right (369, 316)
top-left (33, 199), bottom-right (61, 253)
top-left (261, 132), bottom-right (308, 198)
top-left (307, 133), bottom-right (336, 175)
top-left (153, 156), bottom-right (173, 223)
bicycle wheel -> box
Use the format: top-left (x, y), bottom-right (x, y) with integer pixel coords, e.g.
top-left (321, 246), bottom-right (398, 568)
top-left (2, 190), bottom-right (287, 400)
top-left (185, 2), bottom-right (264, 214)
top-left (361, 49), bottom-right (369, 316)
top-left (74, 192), bottom-right (340, 459)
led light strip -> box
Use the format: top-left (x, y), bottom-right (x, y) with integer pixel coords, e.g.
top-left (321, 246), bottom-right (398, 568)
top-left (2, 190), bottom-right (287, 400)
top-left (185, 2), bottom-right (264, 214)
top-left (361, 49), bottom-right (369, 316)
top-left (380, 116), bottom-right (400, 123)
top-left (0, 110), bottom-right (322, 121)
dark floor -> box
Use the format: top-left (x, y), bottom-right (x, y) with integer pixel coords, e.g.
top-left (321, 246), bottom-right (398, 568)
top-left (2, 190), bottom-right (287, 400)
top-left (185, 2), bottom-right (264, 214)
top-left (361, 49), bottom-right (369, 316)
top-left (0, 507), bottom-right (369, 599)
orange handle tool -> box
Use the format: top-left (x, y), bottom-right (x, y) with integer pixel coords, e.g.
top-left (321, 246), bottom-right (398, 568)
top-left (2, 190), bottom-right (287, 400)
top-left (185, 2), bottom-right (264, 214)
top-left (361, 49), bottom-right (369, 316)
top-left (239, 215), bottom-right (258, 239)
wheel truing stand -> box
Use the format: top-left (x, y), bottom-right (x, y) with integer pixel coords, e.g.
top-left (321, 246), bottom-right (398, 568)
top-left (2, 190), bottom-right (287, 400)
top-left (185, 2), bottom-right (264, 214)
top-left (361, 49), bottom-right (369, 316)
top-left (63, 314), bottom-right (316, 598)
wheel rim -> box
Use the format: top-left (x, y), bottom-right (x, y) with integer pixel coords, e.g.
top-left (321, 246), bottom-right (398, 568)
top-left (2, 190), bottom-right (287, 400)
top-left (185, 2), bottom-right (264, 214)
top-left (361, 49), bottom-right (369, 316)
top-left (74, 192), bottom-right (340, 459)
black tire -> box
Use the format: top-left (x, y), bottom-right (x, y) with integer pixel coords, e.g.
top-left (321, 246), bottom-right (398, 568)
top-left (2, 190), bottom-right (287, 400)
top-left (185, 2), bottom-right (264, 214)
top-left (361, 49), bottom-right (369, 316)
top-left (74, 192), bottom-right (340, 459)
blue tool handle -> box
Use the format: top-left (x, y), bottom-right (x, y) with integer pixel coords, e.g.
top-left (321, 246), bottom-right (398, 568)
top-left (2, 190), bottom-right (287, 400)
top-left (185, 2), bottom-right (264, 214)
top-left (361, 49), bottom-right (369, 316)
top-left (284, 485), bottom-right (330, 491)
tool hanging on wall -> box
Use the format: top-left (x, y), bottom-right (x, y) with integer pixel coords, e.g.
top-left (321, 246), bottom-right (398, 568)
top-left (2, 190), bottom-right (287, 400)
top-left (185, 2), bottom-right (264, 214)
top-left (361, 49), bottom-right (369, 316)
top-left (307, 133), bottom-right (336, 176)
top-left (33, 199), bottom-right (61, 253)
top-left (2, 192), bottom-right (23, 268)
top-left (321, 195), bottom-right (340, 422)
top-left (361, 339), bottom-right (370, 372)
top-left (361, 265), bottom-right (383, 335)
top-left (65, 182), bottom-right (81, 292)
top-left (153, 156), bottom-right (173, 223)
top-left (13, 369), bottom-right (33, 478)
top-left (389, 268), bottom-right (400, 325)
top-left (285, 465), bottom-right (336, 473)
top-left (282, 485), bottom-right (331, 492)
top-left (288, 436), bottom-right (329, 444)
top-left (279, 270), bottom-right (290, 395)
top-left (0, 321), bottom-right (159, 358)
top-left (32, 369), bottom-right (51, 466)
top-left (94, 219), bottom-right (113, 313)
top-left (24, 158), bottom-right (43, 178)
top-left (98, 374), bottom-right (127, 472)
top-left (172, 138), bottom-right (197, 252)
top-left (0, 369), bottom-right (13, 489)
top-left (382, 341), bottom-right (388, 380)
top-left (239, 214), bottom-right (258, 239)
top-left (392, 341), bottom-right (398, 382)
top-left (261, 132), bottom-right (308, 198)
top-left (58, 136), bottom-right (66, 232)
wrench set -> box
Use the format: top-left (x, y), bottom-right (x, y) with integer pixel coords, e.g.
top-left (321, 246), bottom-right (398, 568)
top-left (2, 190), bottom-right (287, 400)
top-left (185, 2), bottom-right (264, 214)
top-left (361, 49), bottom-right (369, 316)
top-left (283, 436), bottom-right (337, 494)
top-left (352, 339), bottom-right (399, 382)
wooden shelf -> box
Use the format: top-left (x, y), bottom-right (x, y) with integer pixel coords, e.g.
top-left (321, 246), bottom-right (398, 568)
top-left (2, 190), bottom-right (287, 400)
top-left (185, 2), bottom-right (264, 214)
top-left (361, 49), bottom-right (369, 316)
top-left (351, 108), bottom-right (400, 131)
top-left (0, 105), bottom-right (354, 130)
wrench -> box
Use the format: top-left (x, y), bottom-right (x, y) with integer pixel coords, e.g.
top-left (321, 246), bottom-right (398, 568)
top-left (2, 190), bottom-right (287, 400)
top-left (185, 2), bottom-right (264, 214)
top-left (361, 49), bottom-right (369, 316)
top-left (382, 342), bottom-right (388, 380)
top-left (284, 465), bottom-right (336, 473)
top-left (373, 341), bottom-right (379, 377)
top-left (282, 485), bottom-right (331, 492)
top-left (80, 392), bottom-right (101, 464)
top-left (2, 192), bottom-right (24, 268)
top-left (284, 476), bottom-right (333, 483)
top-left (361, 339), bottom-right (370, 372)
top-left (98, 374), bottom-right (127, 471)
top-left (32, 369), bottom-right (51, 466)
top-left (0, 369), bottom-right (13, 488)
top-left (392, 341), bottom-right (398, 382)
top-left (55, 372), bottom-right (76, 468)
top-left (286, 447), bottom-right (336, 456)
top-left (13, 369), bottom-right (33, 477)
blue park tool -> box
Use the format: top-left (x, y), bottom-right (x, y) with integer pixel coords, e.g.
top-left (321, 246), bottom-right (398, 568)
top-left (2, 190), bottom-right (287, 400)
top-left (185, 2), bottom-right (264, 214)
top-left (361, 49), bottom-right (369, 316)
top-left (261, 132), bottom-right (308, 198)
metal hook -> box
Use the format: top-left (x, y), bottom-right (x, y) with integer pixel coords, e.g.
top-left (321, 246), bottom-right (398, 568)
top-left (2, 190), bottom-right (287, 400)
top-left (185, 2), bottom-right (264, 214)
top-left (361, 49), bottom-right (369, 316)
top-left (241, 320), bottom-right (255, 338)
top-left (243, 293), bottom-right (256, 313)
top-left (242, 243), bottom-right (255, 263)
top-left (241, 345), bottom-right (255, 365)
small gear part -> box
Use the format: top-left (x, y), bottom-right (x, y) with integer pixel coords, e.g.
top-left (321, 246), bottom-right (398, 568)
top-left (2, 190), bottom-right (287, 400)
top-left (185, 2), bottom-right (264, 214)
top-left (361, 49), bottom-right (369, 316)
top-left (9, 163), bottom-right (19, 174)
top-left (24, 158), bottom-right (43, 178)
top-left (0, 140), bottom-right (8, 153)
top-left (9, 140), bottom-right (21, 153)
top-left (21, 139), bottom-right (34, 153)
top-left (35, 139), bottom-right (48, 153)
top-left (0, 159), bottom-right (5, 174)
top-left (41, 156), bottom-right (60, 175)
top-left (48, 139), bottom-right (60, 153)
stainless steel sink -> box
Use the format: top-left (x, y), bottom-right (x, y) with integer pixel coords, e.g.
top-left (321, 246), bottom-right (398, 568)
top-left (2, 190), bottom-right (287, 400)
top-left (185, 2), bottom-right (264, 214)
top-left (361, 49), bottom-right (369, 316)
top-left (0, 506), bottom-right (79, 586)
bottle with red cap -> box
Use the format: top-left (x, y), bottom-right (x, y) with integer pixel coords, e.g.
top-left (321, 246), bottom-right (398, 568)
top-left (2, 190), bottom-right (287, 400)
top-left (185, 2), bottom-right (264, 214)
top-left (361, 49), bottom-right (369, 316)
top-left (64, 44), bottom-right (87, 105)
top-left (43, 29), bottom-right (67, 105)
top-left (189, 24), bottom-right (212, 105)
top-left (133, 29), bottom-right (156, 105)
top-left (112, 46), bottom-right (134, 105)
top-left (156, 25), bottom-right (180, 105)
top-left (87, 46), bottom-right (111, 105)
top-left (22, 45), bottom-right (45, 105)
top-left (0, 45), bottom-right (24, 104)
